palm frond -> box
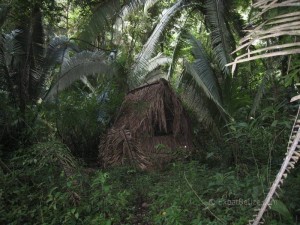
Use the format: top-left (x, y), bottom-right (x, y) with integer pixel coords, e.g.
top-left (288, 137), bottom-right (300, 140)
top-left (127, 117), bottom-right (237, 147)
top-left (114, 0), bottom-right (160, 29)
top-left (80, 75), bottom-right (95, 92)
top-left (249, 71), bottom-right (270, 116)
top-left (227, 0), bottom-right (300, 73)
top-left (130, 0), bottom-right (184, 88)
top-left (180, 80), bottom-right (221, 137)
top-left (0, 31), bottom-right (22, 101)
top-left (186, 34), bottom-right (222, 104)
top-left (144, 0), bottom-right (160, 15)
top-left (130, 53), bottom-right (172, 86)
top-left (100, 128), bottom-right (151, 170)
top-left (29, 7), bottom-right (46, 100)
top-left (113, 0), bottom-right (148, 44)
top-left (228, 10), bottom-right (247, 38)
top-left (79, 0), bottom-right (121, 43)
top-left (167, 14), bottom-right (189, 80)
top-left (37, 36), bottom-right (78, 99)
top-left (291, 94), bottom-right (300, 102)
top-left (11, 6), bottom-right (46, 101)
top-left (184, 60), bottom-right (229, 120)
top-left (0, 4), bottom-right (10, 28)
top-left (142, 53), bottom-right (171, 83)
top-left (181, 34), bottom-right (231, 122)
top-left (147, 53), bottom-right (171, 73)
top-left (30, 6), bottom-right (44, 62)
top-left (6, 6), bottom-right (46, 102)
top-left (205, 0), bottom-right (234, 75)
top-left (44, 36), bottom-right (77, 70)
top-left (45, 51), bottom-right (112, 100)
top-left (167, 35), bottom-right (184, 80)
top-left (114, 0), bottom-right (145, 30)
top-left (2, 30), bottom-right (23, 68)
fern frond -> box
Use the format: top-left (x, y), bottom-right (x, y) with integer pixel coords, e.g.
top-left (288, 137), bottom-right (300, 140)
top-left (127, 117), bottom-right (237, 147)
top-left (45, 51), bottom-right (112, 100)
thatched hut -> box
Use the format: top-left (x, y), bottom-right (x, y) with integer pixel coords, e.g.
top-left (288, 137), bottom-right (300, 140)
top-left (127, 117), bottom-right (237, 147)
top-left (99, 78), bottom-right (193, 170)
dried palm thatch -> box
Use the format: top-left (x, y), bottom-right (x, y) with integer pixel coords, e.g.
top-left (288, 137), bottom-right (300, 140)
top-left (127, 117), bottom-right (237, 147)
top-left (99, 78), bottom-right (193, 170)
top-left (226, 0), bottom-right (300, 73)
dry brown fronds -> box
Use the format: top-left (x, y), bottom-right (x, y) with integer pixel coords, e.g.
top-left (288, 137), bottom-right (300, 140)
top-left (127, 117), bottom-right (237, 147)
top-left (99, 78), bottom-right (193, 170)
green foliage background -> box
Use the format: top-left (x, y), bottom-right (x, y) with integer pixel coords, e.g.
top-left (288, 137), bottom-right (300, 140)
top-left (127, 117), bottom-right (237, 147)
top-left (0, 0), bottom-right (299, 224)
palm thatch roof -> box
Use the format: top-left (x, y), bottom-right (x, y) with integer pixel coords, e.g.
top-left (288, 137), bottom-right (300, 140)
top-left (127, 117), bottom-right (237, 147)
top-left (99, 78), bottom-right (193, 170)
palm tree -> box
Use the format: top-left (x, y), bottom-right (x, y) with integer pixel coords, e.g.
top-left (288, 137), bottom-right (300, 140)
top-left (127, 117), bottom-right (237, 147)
top-left (0, 4), bottom-right (88, 144)
top-left (65, 0), bottom-right (248, 131)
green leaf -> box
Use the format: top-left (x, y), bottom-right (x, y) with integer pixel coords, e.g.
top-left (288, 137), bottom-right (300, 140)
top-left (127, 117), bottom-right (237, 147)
top-left (270, 200), bottom-right (293, 222)
top-left (130, 0), bottom-right (184, 88)
top-left (205, 0), bottom-right (234, 75)
top-left (45, 51), bottom-right (113, 100)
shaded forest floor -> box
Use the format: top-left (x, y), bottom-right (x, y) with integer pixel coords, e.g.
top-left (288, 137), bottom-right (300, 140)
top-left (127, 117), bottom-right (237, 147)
top-left (1, 151), bottom-right (300, 224)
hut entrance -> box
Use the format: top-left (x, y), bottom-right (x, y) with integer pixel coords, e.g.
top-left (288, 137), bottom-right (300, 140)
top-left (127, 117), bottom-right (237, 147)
top-left (99, 78), bottom-right (193, 170)
top-left (154, 101), bottom-right (174, 136)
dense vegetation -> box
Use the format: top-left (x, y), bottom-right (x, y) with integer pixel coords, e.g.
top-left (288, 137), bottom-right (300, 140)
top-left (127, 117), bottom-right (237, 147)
top-left (0, 0), bottom-right (299, 224)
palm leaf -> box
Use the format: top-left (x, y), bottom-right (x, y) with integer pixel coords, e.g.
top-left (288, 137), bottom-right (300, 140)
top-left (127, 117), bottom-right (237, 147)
top-left (182, 34), bottom-right (230, 122)
top-left (130, 0), bottom-right (184, 88)
top-left (205, 0), bottom-right (234, 76)
top-left (184, 60), bottom-right (229, 120)
top-left (206, 0), bottom-right (233, 71)
top-left (79, 0), bottom-right (121, 43)
top-left (0, 4), bottom-right (10, 28)
top-left (80, 75), bottom-right (95, 92)
top-left (291, 94), bottom-right (300, 102)
top-left (114, 0), bottom-right (145, 31)
top-left (249, 71), bottom-right (270, 116)
top-left (15, 6), bottom-right (45, 100)
top-left (45, 51), bottom-right (112, 100)
top-left (186, 34), bottom-right (222, 104)
top-left (100, 128), bottom-right (151, 170)
top-left (144, 0), bottom-right (160, 15)
top-left (167, 33), bottom-right (184, 80)
top-left (142, 53), bottom-right (171, 83)
top-left (227, 0), bottom-right (300, 73)
top-left (37, 36), bottom-right (78, 99)
top-left (147, 53), bottom-right (171, 73)
top-left (167, 14), bottom-right (189, 80)
top-left (43, 36), bottom-right (78, 70)
top-left (0, 31), bottom-right (22, 101)
top-left (113, 0), bottom-right (161, 44)
top-left (180, 80), bottom-right (221, 137)
top-left (2, 30), bottom-right (23, 67)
